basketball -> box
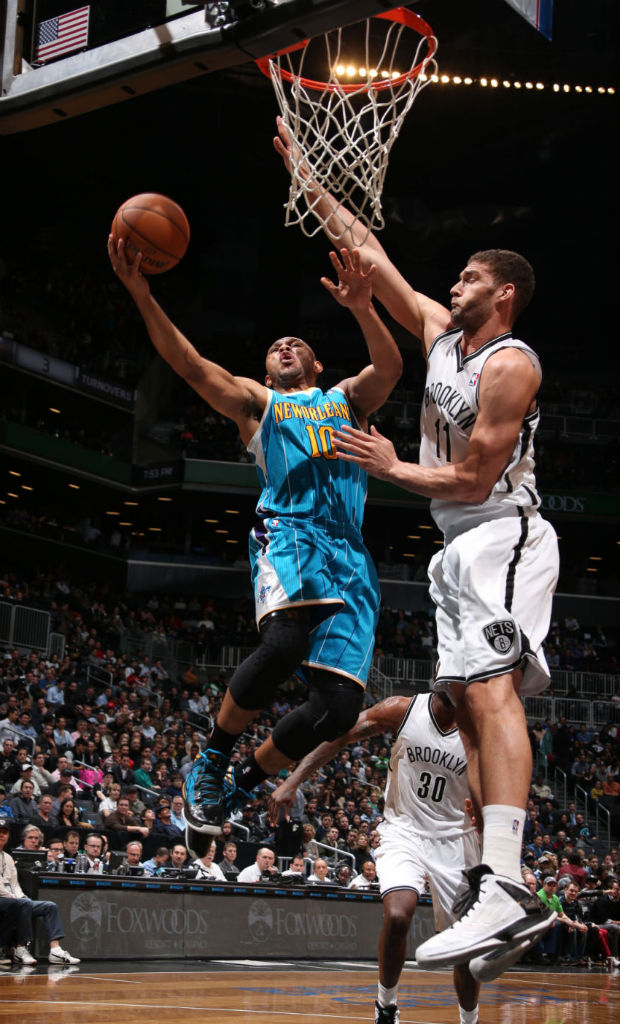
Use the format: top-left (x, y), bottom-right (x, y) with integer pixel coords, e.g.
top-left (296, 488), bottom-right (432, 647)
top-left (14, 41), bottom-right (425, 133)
top-left (111, 193), bottom-right (190, 274)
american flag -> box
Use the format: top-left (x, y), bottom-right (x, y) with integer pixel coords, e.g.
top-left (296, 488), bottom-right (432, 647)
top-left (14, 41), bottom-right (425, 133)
top-left (35, 6), bottom-right (90, 63)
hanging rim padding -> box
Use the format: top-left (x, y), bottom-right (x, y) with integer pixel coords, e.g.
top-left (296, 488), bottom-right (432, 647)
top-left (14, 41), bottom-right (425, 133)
top-left (255, 7), bottom-right (437, 94)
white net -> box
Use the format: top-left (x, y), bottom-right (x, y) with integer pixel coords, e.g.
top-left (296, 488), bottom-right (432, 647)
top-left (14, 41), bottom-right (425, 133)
top-left (264, 13), bottom-right (437, 240)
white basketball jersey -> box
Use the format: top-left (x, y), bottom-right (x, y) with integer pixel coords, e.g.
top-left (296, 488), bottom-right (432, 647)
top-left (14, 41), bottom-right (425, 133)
top-left (381, 692), bottom-right (473, 840)
top-left (419, 329), bottom-right (542, 536)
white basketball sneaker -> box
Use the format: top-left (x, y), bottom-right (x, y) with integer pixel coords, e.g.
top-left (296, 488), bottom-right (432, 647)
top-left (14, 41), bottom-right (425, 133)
top-left (469, 934), bottom-right (538, 982)
top-left (415, 864), bottom-right (557, 969)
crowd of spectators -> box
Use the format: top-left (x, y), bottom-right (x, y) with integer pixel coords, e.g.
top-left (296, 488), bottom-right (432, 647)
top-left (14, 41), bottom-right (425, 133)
top-left (0, 563), bottom-right (618, 967)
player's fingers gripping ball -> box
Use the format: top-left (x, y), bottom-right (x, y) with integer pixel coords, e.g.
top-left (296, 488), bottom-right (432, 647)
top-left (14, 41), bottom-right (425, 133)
top-left (111, 193), bottom-right (190, 274)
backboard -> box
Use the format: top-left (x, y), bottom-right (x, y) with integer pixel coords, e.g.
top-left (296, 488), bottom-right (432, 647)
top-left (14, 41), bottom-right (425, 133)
top-left (0, 1), bottom-right (409, 133)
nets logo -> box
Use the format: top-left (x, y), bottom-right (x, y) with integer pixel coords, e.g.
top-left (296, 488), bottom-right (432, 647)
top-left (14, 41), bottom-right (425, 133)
top-left (482, 619), bottom-right (515, 654)
top-left (248, 899), bottom-right (274, 941)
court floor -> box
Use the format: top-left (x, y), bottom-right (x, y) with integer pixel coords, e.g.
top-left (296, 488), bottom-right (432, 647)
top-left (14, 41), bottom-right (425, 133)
top-left (0, 959), bottom-right (617, 1023)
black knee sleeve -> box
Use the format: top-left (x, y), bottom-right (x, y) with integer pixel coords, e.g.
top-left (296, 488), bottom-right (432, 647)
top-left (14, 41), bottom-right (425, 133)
top-left (271, 672), bottom-right (363, 761)
top-left (227, 610), bottom-right (310, 711)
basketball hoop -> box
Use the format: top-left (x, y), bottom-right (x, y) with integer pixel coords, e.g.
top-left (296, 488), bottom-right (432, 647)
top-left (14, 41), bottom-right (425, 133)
top-left (256, 7), bottom-right (437, 240)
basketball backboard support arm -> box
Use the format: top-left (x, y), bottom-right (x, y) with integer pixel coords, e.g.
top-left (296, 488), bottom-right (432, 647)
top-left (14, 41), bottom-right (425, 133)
top-left (0, 0), bottom-right (402, 134)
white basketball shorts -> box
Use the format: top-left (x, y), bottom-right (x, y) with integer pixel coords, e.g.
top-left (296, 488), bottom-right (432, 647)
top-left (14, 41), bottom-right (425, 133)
top-left (375, 828), bottom-right (480, 930)
top-left (428, 512), bottom-right (559, 695)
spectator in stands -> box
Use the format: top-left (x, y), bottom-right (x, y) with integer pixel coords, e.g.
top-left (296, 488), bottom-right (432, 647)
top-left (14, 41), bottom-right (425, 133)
top-left (237, 847), bottom-right (278, 884)
top-left (300, 823), bottom-right (320, 861)
top-left (14, 824), bottom-right (45, 852)
top-left (82, 833), bottom-right (104, 873)
top-left (134, 754), bottom-right (155, 791)
top-left (139, 806), bottom-right (156, 837)
top-left (218, 841), bottom-right (240, 880)
top-left (105, 796), bottom-right (148, 837)
top-left (307, 858), bottom-right (331, 884)
top-left (335, 863), bottom-right (352, 887)
top-left (281, 854), bottom-right (307, 880)
top-left (111, 752), bottom-right (135, 788)
top-left (31, 752), bottom-right (53, 794)
top-left (589, 880), bottom-right (620, 958)
top-left (169, 843), bottom-right (190, 871)
top-left (348, 860), bottom-right (378, 890)
top-left (532, 876), bottom-right (574, 963)
top-left (557, 882), bottom-right (589, 965)
top-left (45, 839), bottom-right (65, 870)
top-left (603, 774), bottom-right (620, 798)
top-left (169, 794), bottom-right (187, 832)
top-left (153, 800), bottom-right (183, 840)
top-left (30, 793), bottom-right (58, 830)
top-left (49, 759), bottom-right (82, 796)
top-left (352, 832), bottom-right (373, 873)
top-left (62, 831), bottom-right (81, 860)
top-left (57, 796), bottom-right (88, 831)
top-left (0, 785), bottom-right (15, 822)
top-left (237, 802), bottom-right (270, 844)
top-left (192, 838), bottom-right (226, 881)
top-left (142, 847), bottom-right (170, 877)
top-left (9, 778), bottom-right (37, 822)
top-left (99, 781), bottom-right (122, 818)
top-left (124, 841), bottom-right (146, 874)
top-left (124, 785), bottom-right (146, 819)
top-left (52, 716), bottom-right (74, 755)
top-left (9, 760), bottom-right (42, 799)
top-left (0, 818), bottom-right (80, 965)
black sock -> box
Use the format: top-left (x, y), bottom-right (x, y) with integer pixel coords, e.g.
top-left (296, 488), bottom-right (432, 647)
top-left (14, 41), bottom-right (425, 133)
top-left (234, 753), bottom-right (268, 794)
top-left (208, 724), bottom-right (238, 758)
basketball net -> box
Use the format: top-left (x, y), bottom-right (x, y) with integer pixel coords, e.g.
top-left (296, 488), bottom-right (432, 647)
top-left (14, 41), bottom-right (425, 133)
top-left (258, 9), bottom-right (437, 241)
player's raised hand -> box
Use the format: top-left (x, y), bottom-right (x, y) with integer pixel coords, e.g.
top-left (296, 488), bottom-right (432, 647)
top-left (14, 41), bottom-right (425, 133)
top-left (321, 248), bottom-right (376, 312)
top-left (107, 234), bottom-right (150, 301)
top-left (268, 775), bottom-right (298, 825)
top-left (332, 424), bottom-right (398, 481)
top-left (273, 115), bottom-right (312, 182)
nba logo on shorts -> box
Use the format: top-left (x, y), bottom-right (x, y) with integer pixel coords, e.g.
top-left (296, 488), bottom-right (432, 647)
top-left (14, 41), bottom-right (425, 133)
top-left (512, 819), bottom-right (520, 834)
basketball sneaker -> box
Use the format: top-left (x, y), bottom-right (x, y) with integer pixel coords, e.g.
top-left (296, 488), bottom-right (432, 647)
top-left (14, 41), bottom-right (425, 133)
top-left (415, 864), bottom-right (557, 969)
top-left (48, 947), bottom-right (80, 965)
top-left (11, 945), bottom-right (36, 966)
top-left (183, 748), bottom-right (231, 834)
top-left (375, 1002), bottom-right (400, 1023)
top-left (469, 934), bottom-right (536, 982)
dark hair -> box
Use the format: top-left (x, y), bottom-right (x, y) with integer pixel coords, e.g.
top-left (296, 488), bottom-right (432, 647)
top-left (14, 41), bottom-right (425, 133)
top-left (468, 249), bottom-right (535, 319)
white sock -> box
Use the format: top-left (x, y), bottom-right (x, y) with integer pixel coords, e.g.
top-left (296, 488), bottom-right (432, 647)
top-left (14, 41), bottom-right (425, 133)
top-left (481, 804), bottom-right (525, 880)
top-left (377, 982), bottom-right (398, 1007)
top-left (459, 1006), bottom-right (479, 1024)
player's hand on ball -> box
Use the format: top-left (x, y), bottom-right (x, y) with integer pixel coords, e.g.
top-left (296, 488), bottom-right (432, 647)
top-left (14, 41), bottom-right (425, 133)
top-left (107, 234), bottom-right (150, 299)
top-left (332, 424), bottom-right (398, 481)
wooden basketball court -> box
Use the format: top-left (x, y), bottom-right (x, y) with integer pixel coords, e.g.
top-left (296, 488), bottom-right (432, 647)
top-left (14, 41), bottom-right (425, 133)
top-left (0, 961), bottom-right (617, 1023)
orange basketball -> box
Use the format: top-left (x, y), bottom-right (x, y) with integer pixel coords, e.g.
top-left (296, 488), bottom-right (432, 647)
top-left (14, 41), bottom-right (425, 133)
top-left (111, 193), bottom-right (190, 274)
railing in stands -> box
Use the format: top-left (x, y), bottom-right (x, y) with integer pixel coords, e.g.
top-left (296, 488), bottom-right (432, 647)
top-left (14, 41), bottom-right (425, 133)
top-left (596, 801), bottom-right (611, 851)
top-left (554, 767), bottom-right (568, 811)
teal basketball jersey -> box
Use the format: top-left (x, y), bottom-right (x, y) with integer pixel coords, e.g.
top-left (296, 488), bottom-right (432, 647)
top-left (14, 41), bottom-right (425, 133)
top-left (247, 385), bottom-right (368, 528)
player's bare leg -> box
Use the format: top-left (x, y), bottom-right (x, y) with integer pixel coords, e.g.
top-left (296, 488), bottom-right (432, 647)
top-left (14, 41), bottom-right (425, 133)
top-left (376, 891), bottom-right (417, 1024)
top-left (417, 671), bottom-right (556, 969)
top-left (453, 964), bottom-right (480, 1024)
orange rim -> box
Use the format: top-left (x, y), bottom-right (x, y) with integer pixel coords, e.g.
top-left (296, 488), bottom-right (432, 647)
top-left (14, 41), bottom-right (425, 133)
top-left (255, 6), bottom-right (436, 93)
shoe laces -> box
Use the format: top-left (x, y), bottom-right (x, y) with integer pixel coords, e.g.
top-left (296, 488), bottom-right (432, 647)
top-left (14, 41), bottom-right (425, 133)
top-left (452, 863), bottom-right (491, 919)
top-left (195, 750), bottom-right (229, 803)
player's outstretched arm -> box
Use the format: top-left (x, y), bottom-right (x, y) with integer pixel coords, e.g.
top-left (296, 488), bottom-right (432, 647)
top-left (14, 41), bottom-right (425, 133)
top-left (273, 116), bottom-right (450, 352)
top-left (323, 248), bottom-right (402, 419)
top-left (268, 696), bottom-right (409, 823)
top-left (108, 235), bottom-right (267, 442)
top-left (333, 348), bottom-right (540, 502)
